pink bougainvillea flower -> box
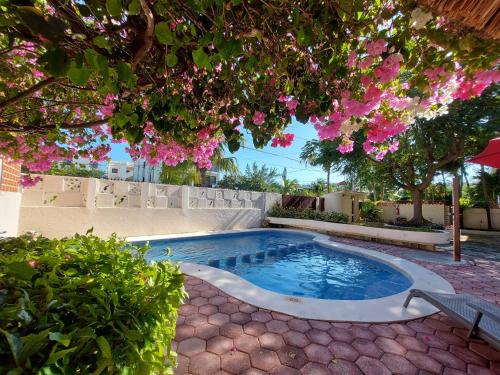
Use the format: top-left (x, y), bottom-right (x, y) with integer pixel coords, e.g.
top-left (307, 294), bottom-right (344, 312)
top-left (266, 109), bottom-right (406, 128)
top-left (20, 175), bottom-right (42, 188)
top-left (358, 56), bottom-right (374, 70)
top-left (374, 54), bottom-right (402, 83)
top-left (337, 138), bottom-right (354, 153)
top-left (271, 133), bottom-right (295, 148)
top-left (347, 51), bottom-right (357, 68)
top-left (252, 111), bottom-right (267, 126)
top-left (366, 39), bottom-right (387, 56)
top-left (389, 140), bottom-right (399, 153)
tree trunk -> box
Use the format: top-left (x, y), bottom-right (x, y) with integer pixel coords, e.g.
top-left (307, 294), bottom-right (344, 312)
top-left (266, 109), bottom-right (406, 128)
top-left (381, 182), bottom-right (385, 201)
top-left (462, 166), bottom-right (470, 189)
top-left (481, 165), bottom-right (492, 230)
top-left (411, 188), bottom-right (424, 225)
top-left (326, 167), bottom-right (331, 193)
top-left (372, 183), bottom-right (377, 201)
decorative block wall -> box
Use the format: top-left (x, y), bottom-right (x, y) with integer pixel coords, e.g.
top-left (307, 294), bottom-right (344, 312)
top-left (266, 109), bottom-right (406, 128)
top-left (0, 159), bottom-right (21, 192)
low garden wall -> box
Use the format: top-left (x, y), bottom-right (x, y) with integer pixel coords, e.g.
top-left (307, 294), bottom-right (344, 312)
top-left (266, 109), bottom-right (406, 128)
top-left (463, 208), bottom-right (500, 230)
top-left (18, 175), bottom-right (281, 238)
top-left (378, 202), bottom-right (450, 226)
top-left (268, 217), bottom-right (450, 246)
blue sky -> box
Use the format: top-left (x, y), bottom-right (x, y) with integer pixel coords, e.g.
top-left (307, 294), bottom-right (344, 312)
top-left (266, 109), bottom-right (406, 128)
top-left (109, 119), bottom-right (344, 185)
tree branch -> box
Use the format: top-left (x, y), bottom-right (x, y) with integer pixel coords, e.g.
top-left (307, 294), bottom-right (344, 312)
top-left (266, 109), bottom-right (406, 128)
top-left (0, 118), bottom-right (109, 132)
top-left (131, 0), bottom-right (155, 71)
top-left (0, 77), bottom-right (59, 112)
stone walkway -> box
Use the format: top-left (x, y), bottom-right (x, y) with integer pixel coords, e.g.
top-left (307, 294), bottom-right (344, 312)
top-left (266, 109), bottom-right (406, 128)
top-left (173, 236), bottom-right (500, 374)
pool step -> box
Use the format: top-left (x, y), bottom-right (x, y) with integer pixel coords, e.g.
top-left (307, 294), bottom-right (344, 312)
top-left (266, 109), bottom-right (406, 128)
top-left (206, 241), bottom-right (315, 269)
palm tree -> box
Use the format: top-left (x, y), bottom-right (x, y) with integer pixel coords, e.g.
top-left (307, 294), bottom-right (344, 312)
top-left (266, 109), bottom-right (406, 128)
top-left (300, 140), bottom-right (338, 192)
top-left (308, 179), bottom-right (327, 196)
top-left (160, 144), bottom-right (238, 186)
top-left (280, 169), bottom-right (299, 195)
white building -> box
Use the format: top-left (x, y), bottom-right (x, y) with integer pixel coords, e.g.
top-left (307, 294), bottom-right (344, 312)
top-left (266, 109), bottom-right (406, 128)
top-left (132, 159), bottom-right (162, 183)
top-left (106, 161), bottom-right (134, 180)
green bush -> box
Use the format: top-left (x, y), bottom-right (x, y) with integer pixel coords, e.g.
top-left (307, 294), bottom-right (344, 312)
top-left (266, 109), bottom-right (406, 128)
top-left (268, 205), bottom-right (348, 223)
top-left (359, 201), bottom-right (382, 222)
top-left (0, 233), bottom-right (186, 374)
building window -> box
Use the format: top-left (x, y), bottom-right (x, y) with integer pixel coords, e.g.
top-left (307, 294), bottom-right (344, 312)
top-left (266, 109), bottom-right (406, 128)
top-left (111, 168), bottom-right (118, 173)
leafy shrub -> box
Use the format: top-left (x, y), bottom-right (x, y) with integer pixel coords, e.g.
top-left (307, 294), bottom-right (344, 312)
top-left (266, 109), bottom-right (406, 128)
top-left (268, 205), bottom-right (348, 223)
top-left (0, 233), bottom-right (186, 374)
top-left (359, 201), bottom-right (382, 222)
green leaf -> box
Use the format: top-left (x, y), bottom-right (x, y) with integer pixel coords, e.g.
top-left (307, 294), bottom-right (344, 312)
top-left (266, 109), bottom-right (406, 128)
top-left (93, 36), bottom-right (111, 52)
top-left (96, 336), bottom-right (112, 359)
top-left (49, 332), bottom-right (71, 347)
top-left (45, 347), bottom-right (77, 365)
top-left (106, 0), bottom-right (122, 17)
top-left (192, 48), bottom-right (210, 69)
top-left (1, 329), bottom-right (22, 366)
top-left (166, 53), bottom-right (178, 68)
top-left (68, 67), bottom-right (92, 86)
top-left (227, 139), bottom-right (240, 153)
top-left (113, 113), bottom-right (129, 128)
top-left (297, 26), bottom-right (313, 46)
top-left (117, 61), bottom-right (134, 88)
top-left (127, 0), bottom-right (140, 15)
top-left (155, 22), bottom-right (174, 44)
top-left (38, 48), bottom-right (69, 76)
top-left (4, 262), bottom-right (37, 280)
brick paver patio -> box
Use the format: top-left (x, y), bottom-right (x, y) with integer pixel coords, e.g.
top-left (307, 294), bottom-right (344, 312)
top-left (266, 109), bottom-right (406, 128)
top-left (173, 235), bottom-right (500, 374)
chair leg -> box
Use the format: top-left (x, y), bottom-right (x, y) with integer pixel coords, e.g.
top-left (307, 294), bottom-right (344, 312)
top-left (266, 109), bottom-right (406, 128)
top-left (403, 293), bottom-right (414, 308)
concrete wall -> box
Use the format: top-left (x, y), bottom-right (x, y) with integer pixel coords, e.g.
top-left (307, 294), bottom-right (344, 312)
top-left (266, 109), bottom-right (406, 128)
top-left (19, 207), bottom-right (263, 238)
top-left (379, 202), bottom-right (449, 226)
top-left (0, 191), bottom-right (21, 236)
top-left (463, 208), bottom-right (500, 230)
top-left (19, 175), bottom-right (281, 238)
top-left (322, 191), bottom-right (366, 223)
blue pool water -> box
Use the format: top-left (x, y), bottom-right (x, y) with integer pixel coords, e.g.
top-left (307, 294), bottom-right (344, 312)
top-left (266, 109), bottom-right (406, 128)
top-left (138, 230), bottom-right (412, 300)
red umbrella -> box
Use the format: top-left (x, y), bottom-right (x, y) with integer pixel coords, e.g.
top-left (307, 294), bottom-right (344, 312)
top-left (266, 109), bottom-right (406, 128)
top-left (469, 138), bottom-right (500, 168)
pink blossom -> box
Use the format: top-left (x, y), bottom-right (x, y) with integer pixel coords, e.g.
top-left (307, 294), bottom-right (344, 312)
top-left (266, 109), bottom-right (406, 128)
top-left (347, 51), bottom-right (357, 68)
top-left (366, 39), bottom-right (387, 56)
top-left (358, 56), bottom-right (374, 70)
top-left (20, 175), bottom-right (43, 188)
top-left (32, 69), bottom-right (45, 78)
top-left (360, 75), bottom-right (372, 87)
top-left (376, 149), bottom-right (388, 160)
top-left (337, 139), bottom-right (354, 153)
top-left (374, 54), bottom-right (401, 83)
top-left (286, 99), bottom-right (299, 112)
top-left (363, 140), bottom-right (377, 154)
top-left (271, 133), bottom-right (295, 148)
top-left (252, 111), bottom-right (267, 126)
top-left (389, 140), bottom-right (399, 153)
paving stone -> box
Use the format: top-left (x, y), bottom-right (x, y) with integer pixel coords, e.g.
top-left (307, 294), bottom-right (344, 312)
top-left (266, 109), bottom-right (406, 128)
top-left (175, 354), bottom-right (189, 374)
top-left (288, 319), bottom-right (311, 333)
top-left (249, 348), bottom-right (281, 372)
top-left (424, 317), bottom-right (453, 332)
top-left (272, 312), bottom-right (293, 321)
top-left (469, 342), bottom-right (500, 361)
top-left (466, 364), bottom-right (498, 375)
top-left (396, 334), bottom-right (428, 353)
top-left (239, 304), bottom-right (258, 314)
top-left (329, 327), bottom-right (355, 343)
top-left (230, 312), bottom-right (252, 325)
top-left (390, 323), bottom-right (417, 337)
top-left (370, 325), bottom-right (397, 339)
top-left (352, 338), bottom-right (383, 359)
top-left (175, 324), bottom-right (195, 341)
top-left (407, 321), bottom-right (435, 334)
top-left (299, 362), bottom-right (331, 374)
top-left (303, 343), bottom-right (333, 365)
top-left (429, 348), bottom-right (466, 371)
top-left (442, 368), bottom-right (467, 375)
top-left (221, 351), bottom-right (251, 374)
top-left (309, 320), bottom-right (331, 331)
top-left (328, 341), bottom-right (360, 361)
top-left (178, 304), bottom-right (198, 316)
top-left (381, 353), bottom-right (418, 375)
top-left (436, 331), bottom-right (468, 347)
top-left (189, 352), bottom-right (221, 375)
top-left (191, 296), bottom-right (209, 306)
top-left (355, 355), bottom-right (392, 375)
top-left (449, 346), bottom-right (489, 368)
top-left (234, 334), bottom-right (260, 353)
top-left (251, 311), bottom-right (273, 323)
top-left (416, 332), bottom-right (449, 349)
top-left (220, 322), bottom-right (244, 339)
top-left (185, 313), bottom-right (207, 327)
top-left (209, 296), bottom-right (228, 306)
top-left (208, 312), bottom-right (230, 326)
top-left (259, 332), bottom-right (285, 351)
top-left (406, 350), bottom-right (443, 374)
top-left (177, 337), bottom-right (206, 357)
top-left (199, 304), bottom-right (218, 316)
top-left (207, 336), bottom-right (234, 355)
top-left (276, 346), bottom-right (308, 369)
top-left (266, 319), bottom-right (290, 334)
top-left (242, 369), bottom-right (266, 375)
top-left (374, 337), bottom-right (407, 355)
top-left (283, 331), bottom-right (309, 348)
top-left (219, 302), bottom-right (239, 314)
top-left (194, 323), bottom-right (219, 340)
top-left (352, 326), bottom-right (377, 341)
top-left (306, 328), bottom-right (332, 345)
top-left (328, 358), bottom-right (363, 375)
top-left (244, 321), bottom-right (268, 337)
top-left (270, 365), bottom-right (301, 375)
top-left (201, 289), bottom-right (219, 298)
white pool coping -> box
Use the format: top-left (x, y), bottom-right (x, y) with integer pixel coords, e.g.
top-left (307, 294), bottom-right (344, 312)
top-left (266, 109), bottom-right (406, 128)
top-left (128, 229), bottom-right (455, 323)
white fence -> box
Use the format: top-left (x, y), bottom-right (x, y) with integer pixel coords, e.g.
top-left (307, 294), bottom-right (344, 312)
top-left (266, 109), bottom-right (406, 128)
top-left (19, 175), bottom-right (281, 238)
top-left (21, 175), bottom-right (269, 210)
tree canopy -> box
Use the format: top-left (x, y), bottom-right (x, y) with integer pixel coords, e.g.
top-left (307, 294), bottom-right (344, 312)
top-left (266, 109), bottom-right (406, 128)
top-left (0, 0), bottom-right (499, 186)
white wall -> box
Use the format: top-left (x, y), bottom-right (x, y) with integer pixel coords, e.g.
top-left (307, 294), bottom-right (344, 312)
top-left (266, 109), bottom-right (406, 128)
top-left (18, 175), bottom-right (281, 238)
top-left (463, 208), bottom-right (500, 230)
top-left (379, 202), bottom-right (449, 225)
top-left (19, 207), bottom-right (263, 238)
top-left (0, 191), bottom-right (21, 236)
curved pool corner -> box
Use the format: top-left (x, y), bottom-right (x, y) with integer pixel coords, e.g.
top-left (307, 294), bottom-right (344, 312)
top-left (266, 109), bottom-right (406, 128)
top-left (129, 229), bottom-right (455, 323)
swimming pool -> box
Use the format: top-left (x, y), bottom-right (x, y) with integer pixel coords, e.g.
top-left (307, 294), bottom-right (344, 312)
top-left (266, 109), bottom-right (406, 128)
top-left (137, 229), bottom-right (412, 300)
